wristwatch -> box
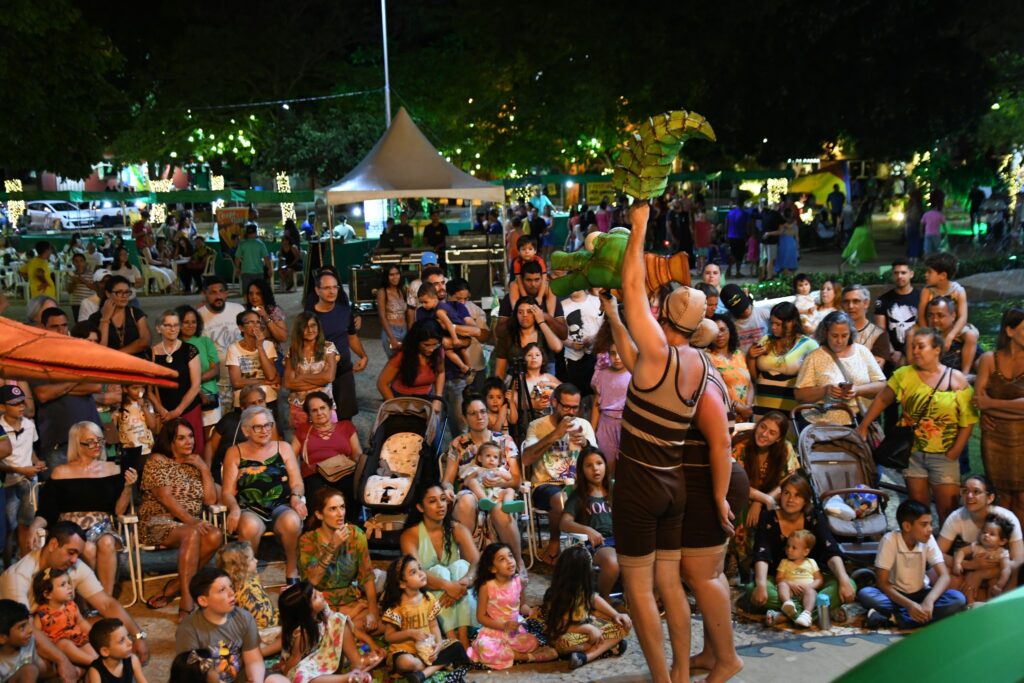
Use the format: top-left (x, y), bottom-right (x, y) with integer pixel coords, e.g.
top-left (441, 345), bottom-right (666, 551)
top-left (133, 631), bottom-right (147, 641)
top-left (291, 493), bottom-right (306, 504)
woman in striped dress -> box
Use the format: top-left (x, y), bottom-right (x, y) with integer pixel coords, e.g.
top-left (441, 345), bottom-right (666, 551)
top-left (747, 301), bottom-right (818, 420)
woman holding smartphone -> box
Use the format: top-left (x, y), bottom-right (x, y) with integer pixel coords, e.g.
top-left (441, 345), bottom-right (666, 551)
top-left (794, 311), bottom-right (886, 427)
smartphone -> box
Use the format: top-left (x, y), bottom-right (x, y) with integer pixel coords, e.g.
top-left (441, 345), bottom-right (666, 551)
top-left (121, 446), bottom-right (142, 477)
top-left (838, 381), bottom-right (853, 391)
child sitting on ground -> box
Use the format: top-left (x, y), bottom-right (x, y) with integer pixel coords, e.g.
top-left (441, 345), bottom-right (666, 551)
top-left (542, 545), bottom-right (631, 671)
top-left (953, 513), bottom-right (1013, 604)
top-left (469, 543), bottom-right (557, 669)
top-left (32, 568), bottom-right (96, 666)
top-left (509, 235), bottom-right (548, 306)
top-left (458, 442), bottom-right (515, 512)
top-left (918, 251), bottom-right (969, 351)
top-left (278, 581), bottom-right (380, 683)
top-left (381, 555), bottom-right (470, 682)
top-left (857, 499), bottom-right (967, 629)
top-left (175, 568), bottom-right (290, 683)
top-left (85, 618), bottom-right (148, 683)
top-left (768, 530), bottom-right (822, 628)
top-left (0, 599), bottom-right (46, 682)
top-left (216, 541), bottom-right (282, 657)
top-left (416, 283), bottom-right (472, 374)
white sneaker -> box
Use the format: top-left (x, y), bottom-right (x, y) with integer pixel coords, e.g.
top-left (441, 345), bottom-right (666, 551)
top-left (795, 610), bottom-right (813, 628)
top-left (781, 600), bottom-right (799, 620)
top-left (765, 609), bottom-right (782, 626)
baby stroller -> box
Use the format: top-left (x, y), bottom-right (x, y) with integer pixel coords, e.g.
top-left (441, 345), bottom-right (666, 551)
top-left (791, 404), bottom-right (890, 571)
top-left (355, 397), bottom-right (446, 547)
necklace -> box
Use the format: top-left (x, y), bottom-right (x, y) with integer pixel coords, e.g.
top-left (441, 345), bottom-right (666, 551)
top-left (161, 339), bottom-right (180, 363)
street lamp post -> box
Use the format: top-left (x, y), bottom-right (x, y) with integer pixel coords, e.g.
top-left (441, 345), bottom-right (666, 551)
top-left (381, 0), bottom-right (391, 128)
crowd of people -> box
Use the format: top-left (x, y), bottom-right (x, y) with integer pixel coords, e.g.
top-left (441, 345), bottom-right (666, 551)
top-left (0, 193), bottom-right (1021, 683)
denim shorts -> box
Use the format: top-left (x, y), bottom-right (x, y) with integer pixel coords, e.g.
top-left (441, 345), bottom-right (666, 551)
top-left (905, 450), bottom-right (959, 486)
top-left (5, 478), bottom-right (37, 527)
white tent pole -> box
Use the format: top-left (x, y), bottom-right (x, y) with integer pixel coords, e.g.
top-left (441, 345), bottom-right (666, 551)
top-left (381, 0), bottom-right (392, 128)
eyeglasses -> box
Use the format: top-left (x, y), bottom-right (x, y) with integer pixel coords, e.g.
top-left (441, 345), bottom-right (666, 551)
top-left (79, 439), bottom-right (105, 448)
top-left (250, 422), bottom-right (275, 432)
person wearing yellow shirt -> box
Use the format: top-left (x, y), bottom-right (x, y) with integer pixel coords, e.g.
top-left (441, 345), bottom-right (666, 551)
top-left (20, 241), bottom-right (56, 298)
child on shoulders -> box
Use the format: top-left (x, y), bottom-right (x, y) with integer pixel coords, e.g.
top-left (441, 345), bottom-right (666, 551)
top-left (918, 252), bottom-right (969, 349)
top-left (857, 500), bottom-right (966, 629)
top-left (510, 235), bottom-right (548, 306)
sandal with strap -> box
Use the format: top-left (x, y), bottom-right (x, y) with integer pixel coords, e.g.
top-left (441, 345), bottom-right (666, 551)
top-left (144, 580), bottom-right (178, 610)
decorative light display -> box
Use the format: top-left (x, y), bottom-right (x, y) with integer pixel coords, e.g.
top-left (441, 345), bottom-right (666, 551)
top-left (767, 178), bottom-right (789, 205)
top-left (210, 175), bottom-right (225, 213)
top-left (999, 151), bottom-right (1023, 214)
top-left (4, 180), bottom-right (25, 233)
top-left (149, 179), bottom-right (174, 225)
top-left (276, 172), bottom-right (296, 223)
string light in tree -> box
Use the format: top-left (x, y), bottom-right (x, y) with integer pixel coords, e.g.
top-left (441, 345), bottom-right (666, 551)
top-left (4, 180), bottom-right (25, 233)
top-left (276, 172), bottom-right (296, 223)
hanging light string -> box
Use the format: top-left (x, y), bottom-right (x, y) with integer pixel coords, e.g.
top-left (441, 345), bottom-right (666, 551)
top-left (163, 87), bottom-right (383, 113)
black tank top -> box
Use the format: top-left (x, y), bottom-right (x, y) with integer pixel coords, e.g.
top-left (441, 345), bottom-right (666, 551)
top-left (89, 658), bottom-right (134, 683)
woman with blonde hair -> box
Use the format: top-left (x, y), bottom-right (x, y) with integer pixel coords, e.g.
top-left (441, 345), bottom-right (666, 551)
top-left (36, 422), bottom-right (136, 596)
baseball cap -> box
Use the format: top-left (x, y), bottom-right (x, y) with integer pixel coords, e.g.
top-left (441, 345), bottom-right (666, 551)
top-left (662, 286), bottom-right (707, 335)
top-left (720, 284), bottom-right (752, 316)
top-left (0, 385), bottom-right (26, 405)
top-left (93, 268), bottom-right (111, 281)
top-left (420, 251), bottom-right (439, 266)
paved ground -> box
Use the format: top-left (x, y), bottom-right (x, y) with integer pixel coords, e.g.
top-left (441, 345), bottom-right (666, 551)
top-left (3, 225), bottom-right (977, 681)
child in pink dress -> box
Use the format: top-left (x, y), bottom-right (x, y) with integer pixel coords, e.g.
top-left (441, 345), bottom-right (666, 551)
top-left (469, 543), bottom-right (556, 669)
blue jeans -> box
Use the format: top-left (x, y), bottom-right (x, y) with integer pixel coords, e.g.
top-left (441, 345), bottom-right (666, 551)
top-left (857, 586), bottom-right (965, 628)
top-left (923, 234), bottom-right (943, 255)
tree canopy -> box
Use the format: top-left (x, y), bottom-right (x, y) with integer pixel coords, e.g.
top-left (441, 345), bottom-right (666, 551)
top-left (2, 0), bottom-right (1023, 181)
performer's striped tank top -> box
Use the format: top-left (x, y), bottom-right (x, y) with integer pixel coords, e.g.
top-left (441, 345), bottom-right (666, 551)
top-left (620, 347), bottom-right (710, 470)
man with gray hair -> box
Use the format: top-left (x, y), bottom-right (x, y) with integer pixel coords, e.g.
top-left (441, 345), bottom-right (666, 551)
top-left (840, 284), bottom-right (892, 368)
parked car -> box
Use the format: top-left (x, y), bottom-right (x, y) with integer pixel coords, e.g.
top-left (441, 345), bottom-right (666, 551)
top-left (25, 201), bottom-right (96, 230)
top-left (87, 200), bottom-right (129, 227)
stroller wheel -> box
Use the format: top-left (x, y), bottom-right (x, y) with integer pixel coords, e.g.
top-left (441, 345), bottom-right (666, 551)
top-left (850, 567), bottom-right (876, 588)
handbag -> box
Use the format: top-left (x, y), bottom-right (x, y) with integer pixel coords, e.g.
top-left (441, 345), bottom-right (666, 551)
top-left (873, 368), bottom-right (949, 470)
top-left (302, 429), bottom-right (356, 483)
top-left (824, 348), bottom-right (883, 446)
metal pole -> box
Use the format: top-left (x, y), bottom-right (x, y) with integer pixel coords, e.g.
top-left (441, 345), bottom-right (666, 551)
top-left (381, 0), bottom-right (392, 127)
